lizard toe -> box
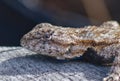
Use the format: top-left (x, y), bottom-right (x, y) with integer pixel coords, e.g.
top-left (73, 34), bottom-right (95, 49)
top-left (103, 73), bottom-right (120, 81)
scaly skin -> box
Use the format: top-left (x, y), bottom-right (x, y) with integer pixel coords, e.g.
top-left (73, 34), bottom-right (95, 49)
top-left (21, 21), bottom-right (120, 81)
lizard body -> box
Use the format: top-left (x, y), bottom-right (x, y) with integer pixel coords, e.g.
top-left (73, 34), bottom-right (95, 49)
top-left (21, 21), bottom-right (120, 81)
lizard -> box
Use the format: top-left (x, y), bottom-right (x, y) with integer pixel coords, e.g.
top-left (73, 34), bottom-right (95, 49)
top-left (21, 21), bottom-right (120, 81)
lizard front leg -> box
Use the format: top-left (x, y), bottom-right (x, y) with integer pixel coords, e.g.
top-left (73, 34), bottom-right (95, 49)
top-left (82, 44), bottom-right (120, 81)
top-left (99, 44), bottom-right (120, 81)
top-left (103, 54), bottom-right (120, 81)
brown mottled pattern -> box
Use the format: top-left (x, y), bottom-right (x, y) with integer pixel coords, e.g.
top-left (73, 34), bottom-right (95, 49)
top-left (21, 21), bottom-right (120, 58)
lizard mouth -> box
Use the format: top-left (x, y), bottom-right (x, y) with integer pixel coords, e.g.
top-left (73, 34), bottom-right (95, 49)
top-left (20, 35), bottom-right (30, 49)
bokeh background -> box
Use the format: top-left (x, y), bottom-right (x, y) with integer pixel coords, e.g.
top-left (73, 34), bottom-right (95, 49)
top-left (0, 0), bottom-right (120, 46)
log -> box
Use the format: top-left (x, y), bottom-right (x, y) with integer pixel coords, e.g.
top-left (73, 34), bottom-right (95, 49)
top-left (0, 47), bottom-right (109, 81)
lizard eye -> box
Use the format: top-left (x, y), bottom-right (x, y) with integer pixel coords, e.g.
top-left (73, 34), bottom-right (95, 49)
top-left (45, 34), bottom-right (50, 38)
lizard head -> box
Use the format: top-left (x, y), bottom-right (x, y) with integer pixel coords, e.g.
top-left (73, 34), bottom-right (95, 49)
top-left (20, 23), bottom-right (55, 50)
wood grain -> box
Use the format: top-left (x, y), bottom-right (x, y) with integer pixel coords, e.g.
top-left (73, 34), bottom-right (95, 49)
top-left (0, 47), bottom-right (109, 81)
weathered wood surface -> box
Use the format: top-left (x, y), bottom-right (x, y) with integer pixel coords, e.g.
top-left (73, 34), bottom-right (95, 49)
top-left (0, 47), bottom-right (109, 81)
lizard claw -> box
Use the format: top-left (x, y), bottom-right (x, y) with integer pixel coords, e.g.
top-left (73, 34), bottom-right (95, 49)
top-left (103, 73), bottom-right (120, 81)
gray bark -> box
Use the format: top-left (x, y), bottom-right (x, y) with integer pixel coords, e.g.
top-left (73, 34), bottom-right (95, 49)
top-left (0, 47), bottom-right (109, 81)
